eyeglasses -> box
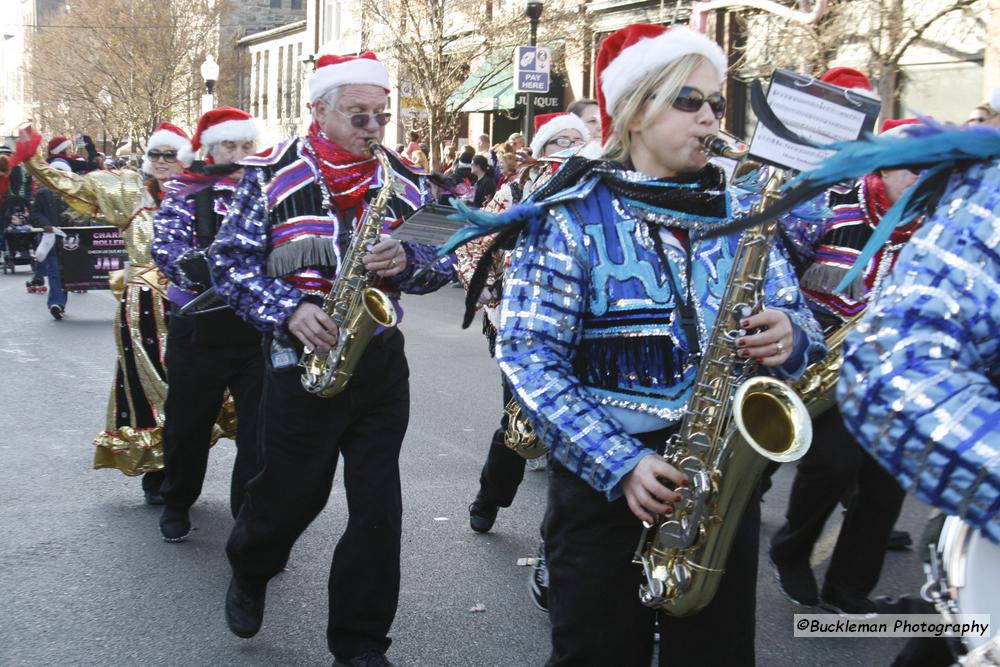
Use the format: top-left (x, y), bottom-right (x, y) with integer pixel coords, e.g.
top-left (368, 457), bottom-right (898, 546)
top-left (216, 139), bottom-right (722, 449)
top-left (544, 137), bottom-right (586, 149)
top-left (671, 86), bottom-right (726, 119)
top-left (147, 150), bottom-right (178, 163)
top-left (334, 109), bottom-right (392, 128)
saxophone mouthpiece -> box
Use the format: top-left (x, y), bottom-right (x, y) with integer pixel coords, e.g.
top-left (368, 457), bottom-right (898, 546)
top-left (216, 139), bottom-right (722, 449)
top-left (701, 132), bottom-right (749, 160)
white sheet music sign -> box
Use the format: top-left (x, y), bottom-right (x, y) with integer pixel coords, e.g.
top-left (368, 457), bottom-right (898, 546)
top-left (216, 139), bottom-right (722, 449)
top-left (748, 69), bottom-right (881, 173)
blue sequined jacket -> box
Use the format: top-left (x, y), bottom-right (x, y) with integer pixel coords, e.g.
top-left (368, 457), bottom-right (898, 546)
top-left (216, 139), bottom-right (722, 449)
top-left (497, 174), bottom-right (827, 499)
top-left (839, 159), bottom-right (1000, 544)
top-left (208, 139), bottom-right (456, 333)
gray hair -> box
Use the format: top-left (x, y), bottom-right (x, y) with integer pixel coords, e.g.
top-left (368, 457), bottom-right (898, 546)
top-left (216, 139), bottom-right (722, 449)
top-left (312, 86), bottom-right (343, 117)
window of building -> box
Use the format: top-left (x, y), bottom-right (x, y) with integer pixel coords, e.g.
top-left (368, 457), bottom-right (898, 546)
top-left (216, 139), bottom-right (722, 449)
top-left (270, 0), bottom-right (281, 8)
top-left (285, 45), bottom-right (294, 119)
top-left (295, 42), bottom-right (303, 117)
top-left (322, 0), bottom-right (341, 45)
top-left (290, 0), bottom-right (303, 8)
top-left (277, 46), bottom-right (285, 119)
top-left (262, 51), bottom-right (269, 120)
top-left (252, 52), bottom-right (261, 118)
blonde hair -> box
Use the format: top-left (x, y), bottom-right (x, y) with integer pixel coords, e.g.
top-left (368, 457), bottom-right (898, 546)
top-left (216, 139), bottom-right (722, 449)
top-left (411, 149), bottom-right (430, 171)
top-left (601, 54), bottom-right (710, 163)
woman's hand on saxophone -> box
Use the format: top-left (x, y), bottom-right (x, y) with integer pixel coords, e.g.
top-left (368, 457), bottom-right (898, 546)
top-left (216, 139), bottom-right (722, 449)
top-left (737, 308), bottom-right (793, 367)
top-left (289, 302), bottom-right (339, 354)
top-left (363, 237), bottom-right (407, 277)
top-left (623, 454), bottom-right (687, 524)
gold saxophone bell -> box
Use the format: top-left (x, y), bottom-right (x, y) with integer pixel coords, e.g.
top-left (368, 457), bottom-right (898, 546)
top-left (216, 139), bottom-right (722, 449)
top-left (503, 398), bottom-right (547, 459)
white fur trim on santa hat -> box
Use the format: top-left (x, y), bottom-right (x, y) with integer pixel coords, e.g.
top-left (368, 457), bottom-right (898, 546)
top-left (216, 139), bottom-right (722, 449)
top-left (199, 119), bottom-right (258, 148)
top-left (49, 139), bottom-right (72, 155)
top-left (309, 58), bottom-right (391, 103)
top-left (600, 26), bottom-right (727, 116)
top-left (143, 129), bottom-right (194, 175)
top-left (530, 114), bottom-right (590, 157)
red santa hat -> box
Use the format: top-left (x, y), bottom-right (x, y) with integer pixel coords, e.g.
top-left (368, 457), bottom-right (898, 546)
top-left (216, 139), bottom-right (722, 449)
top-left (596, 23), bottom-right (728, 143)
top-left (879, 117), bottom-right (920, 137)
top-left (191, 106), bottom-right (258, 153)
top-left (143, 121), bottom-right (194, 174)
top-left (308, 52), bottom-right (391, 104)
top-left (529, 112), bottom-right (590, 157)
top-left (47, 136), bottom-right (72, 157)
top-left (819, 67), bottom-right (873, 92)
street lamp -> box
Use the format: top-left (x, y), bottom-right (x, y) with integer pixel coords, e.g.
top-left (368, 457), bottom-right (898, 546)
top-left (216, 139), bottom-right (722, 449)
top-left (99, 89), bottom-right (112, 155)
top-left (200, 54), bottom-right (219, 114)
top-left (523, 1), bottom-right (544, 141)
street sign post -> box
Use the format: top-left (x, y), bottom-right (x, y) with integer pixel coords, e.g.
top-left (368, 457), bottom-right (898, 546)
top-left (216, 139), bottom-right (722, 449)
top-left (514, 45), bottom-right (551, 94)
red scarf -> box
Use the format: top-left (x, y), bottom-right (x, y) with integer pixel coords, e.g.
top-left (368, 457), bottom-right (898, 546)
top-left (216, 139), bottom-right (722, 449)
top-left (307, 122), bottom-right (378, 211)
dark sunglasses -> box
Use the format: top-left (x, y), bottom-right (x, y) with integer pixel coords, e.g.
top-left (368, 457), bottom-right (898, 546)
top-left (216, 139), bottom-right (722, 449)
top-left (335, 109), bottom-right (392, 128)
top-left (147, 150), bottom-right (178, 163)
top-left (672, 86), bottom-right (726, 119)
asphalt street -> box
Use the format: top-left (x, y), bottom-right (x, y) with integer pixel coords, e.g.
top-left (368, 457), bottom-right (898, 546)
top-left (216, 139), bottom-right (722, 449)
top-left (0, 274), bottom-right (931, 667)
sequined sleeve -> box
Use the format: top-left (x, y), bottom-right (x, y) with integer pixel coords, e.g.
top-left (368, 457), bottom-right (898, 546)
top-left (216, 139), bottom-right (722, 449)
top-left (24, 152), bottom-right (146, 227)
top-left (151, 194), bottom-right (198, 289)
top-left (496, 208), bottom-right (650, 500)
top-left (392, 240), bottom-right (457, 294)
top-left (208, 168), bottom-right (304, 332)
top-left (838, 161), bottom-right (1000, 544)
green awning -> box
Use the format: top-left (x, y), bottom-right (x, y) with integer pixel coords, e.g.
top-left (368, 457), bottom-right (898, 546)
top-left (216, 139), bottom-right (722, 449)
top-left (447, 49), bottom-right (516, 113)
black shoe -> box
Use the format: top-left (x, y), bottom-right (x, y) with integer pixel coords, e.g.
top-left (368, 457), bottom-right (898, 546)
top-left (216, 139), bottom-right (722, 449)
top-left (820, 589), bottom-right (879, 617)
top-left (529, 542), bottom-right (549, 613)
top-left (225, 575), bottom-right (266, 639)
top-left (144, 489), bottom-right (164, 505)
top-left (887, 529), bottom-right (913, 551)
top-left (770, 555), bottom-right (819, 606)
top-left (159, 506), bottom-right (191, 542)
top-left (49, 304), bottom-right (63, 320)
top-left (469, 498), bottom-right (498, 533)
top-left (332, 651), bottom-right (394, 667)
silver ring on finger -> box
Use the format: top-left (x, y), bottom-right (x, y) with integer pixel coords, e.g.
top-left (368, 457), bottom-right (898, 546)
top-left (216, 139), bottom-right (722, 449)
top-left (775, 340), bottom-right (784, 354)
top-left (390, 257), bottom-right (396, 266)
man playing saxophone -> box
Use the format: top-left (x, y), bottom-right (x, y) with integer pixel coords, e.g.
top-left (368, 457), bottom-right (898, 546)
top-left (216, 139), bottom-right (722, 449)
top-left (492, 24), bottom-right (825, 666)
top-left (208, 52), bottom-right (454, 667)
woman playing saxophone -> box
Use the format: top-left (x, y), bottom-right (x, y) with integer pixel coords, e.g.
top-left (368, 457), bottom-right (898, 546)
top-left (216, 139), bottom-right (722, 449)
top-left (492, 24), bottom-right (826, 665)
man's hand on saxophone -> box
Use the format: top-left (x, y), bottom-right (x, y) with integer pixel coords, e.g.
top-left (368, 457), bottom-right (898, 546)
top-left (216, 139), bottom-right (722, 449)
top-left (737, 308), bottom-right (794, 366)
top-left (623, 455), bottom-right (688, 524)
top-left (289, 302), bottom-right (340, 354)
top-left (362, 237), bottom-right (407, 277)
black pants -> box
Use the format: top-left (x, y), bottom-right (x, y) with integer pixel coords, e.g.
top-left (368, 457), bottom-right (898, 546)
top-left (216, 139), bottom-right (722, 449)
top-left (476, 378), bottom-right (527, 507)
top-left (227, 330), bottom-right (409, 660)
top-left (770, 407), bottom-right (905, 598)
top-left (544, 429), bottom-right (760, 666)
top-left (160, 314), bottom-right (263, 518)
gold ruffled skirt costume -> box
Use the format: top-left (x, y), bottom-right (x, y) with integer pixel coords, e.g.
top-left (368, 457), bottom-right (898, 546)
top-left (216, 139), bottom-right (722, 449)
top-left (25, 152), bottom-right (235, 475)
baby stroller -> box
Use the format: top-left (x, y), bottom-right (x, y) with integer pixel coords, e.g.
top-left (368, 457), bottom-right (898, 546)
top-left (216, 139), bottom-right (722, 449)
top-left (1, 195), bottom-right (42, 285)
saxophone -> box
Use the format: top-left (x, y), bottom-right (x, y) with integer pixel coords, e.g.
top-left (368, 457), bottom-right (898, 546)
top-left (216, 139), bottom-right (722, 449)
top-left (300, 140), bottom-right (399, 398)
top-left (634, 144), bottom-right (813, 617)
top-left (792, 313), bottom-right (863, 417)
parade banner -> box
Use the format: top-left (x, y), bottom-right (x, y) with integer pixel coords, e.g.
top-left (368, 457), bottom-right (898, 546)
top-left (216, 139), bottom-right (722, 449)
top-left (748, 69), bottom-right (881, 172)
top-left (59, 226), bottom-right (127, 290)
